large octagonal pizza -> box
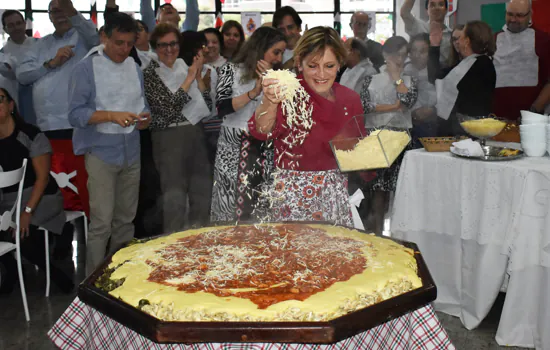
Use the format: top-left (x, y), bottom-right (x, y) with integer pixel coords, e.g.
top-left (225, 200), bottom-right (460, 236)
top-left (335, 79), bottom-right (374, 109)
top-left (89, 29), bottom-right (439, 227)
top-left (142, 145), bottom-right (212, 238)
top-left (97, 224), bottom-right (422, 322)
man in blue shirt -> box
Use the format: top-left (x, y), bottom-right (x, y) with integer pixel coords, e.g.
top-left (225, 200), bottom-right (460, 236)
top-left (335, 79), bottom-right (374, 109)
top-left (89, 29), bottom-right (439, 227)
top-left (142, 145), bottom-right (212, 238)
top-left (0, 10), bottom-right (37, 125)
top-left (17, 0), bottom-right (99, 132)
top-left (68, 12), bottom-right (151, 275)
top-left (16, 0), bottom-right (100, 238)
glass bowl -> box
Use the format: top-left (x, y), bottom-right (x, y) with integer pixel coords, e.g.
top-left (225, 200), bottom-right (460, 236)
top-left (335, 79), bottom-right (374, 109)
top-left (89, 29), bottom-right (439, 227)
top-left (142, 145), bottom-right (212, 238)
top-left (458, 114), bottom-right (507, 146)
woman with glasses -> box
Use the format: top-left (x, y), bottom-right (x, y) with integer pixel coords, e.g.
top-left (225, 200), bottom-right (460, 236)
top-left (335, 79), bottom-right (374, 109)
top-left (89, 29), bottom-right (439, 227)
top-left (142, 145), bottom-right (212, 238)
top-left (359, 36), bottom-right (418, 234)
top-left (143, 24), bottom-right (212, 232)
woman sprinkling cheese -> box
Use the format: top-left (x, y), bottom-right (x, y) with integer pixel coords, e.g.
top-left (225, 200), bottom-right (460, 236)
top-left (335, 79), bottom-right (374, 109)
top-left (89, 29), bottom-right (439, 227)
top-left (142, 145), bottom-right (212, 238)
top-left (248, 27), bottom-right (365, 226)
top-left (210, 27), bottom-right (287, 223)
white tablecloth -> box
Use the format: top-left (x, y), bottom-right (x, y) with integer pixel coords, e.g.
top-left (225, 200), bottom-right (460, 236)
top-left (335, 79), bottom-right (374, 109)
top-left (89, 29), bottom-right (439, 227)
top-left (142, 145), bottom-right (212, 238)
top-left (391, 149), bottom-right (550, 349)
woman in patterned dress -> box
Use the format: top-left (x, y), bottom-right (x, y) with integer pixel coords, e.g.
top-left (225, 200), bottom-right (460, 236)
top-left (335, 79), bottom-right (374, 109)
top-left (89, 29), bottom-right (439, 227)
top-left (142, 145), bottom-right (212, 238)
top-left (210, 27), bottom-right (286, 223)
top-left (359, 36), bottom-right (418, 234)
top-left (248, 27), bottom-right (365, 227)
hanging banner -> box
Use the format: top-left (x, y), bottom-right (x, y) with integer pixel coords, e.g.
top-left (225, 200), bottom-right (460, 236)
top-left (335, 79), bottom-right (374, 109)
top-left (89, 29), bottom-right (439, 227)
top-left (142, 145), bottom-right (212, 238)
top-left (0, 10), bottom-right (4, 35)
top-left (447, 0), bottom-right (458, 16)
top-left (366, 11), bottom-right (376, 34)
top-left (241, 12), bottom-right (261, 37)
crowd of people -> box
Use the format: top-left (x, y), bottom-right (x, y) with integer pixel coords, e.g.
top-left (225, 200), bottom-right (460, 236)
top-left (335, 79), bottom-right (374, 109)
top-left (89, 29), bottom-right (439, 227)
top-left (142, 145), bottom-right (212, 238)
top-left (1, 0), bottom-right (549, 294)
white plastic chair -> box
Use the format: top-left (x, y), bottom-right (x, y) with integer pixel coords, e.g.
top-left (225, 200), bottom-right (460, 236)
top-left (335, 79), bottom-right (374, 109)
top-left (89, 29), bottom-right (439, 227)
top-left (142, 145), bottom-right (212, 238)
top-left (39, 170), bottom-right (88, 297)
top-left (0, 159), bottom-right (30, 321)
top-left (49, 170), bottom-right (88, 243)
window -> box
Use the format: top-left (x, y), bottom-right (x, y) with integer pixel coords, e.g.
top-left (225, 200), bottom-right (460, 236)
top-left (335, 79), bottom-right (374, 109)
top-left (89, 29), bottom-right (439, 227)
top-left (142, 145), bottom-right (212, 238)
top-left (96, 12), bottom-right (141, 29)
top-left (281, 0), bottom-right (334, 12)
top-left (198, 13), bottom-right (215, 30)
top-left (297, 13), bottom-right (333, 31)
top-left (32, 0), bottom-right (92, 11)
top-left (341, 13), bottom-right (393, 43)
top-left (30, 12), bottom-right (91, 38)
top-left (221, 13), bottom-right (272, 32)
top-left (30, 12), bottom-right (55, 38)
top-left (340, 0), bottom-right (393, 12)
top-left (95, 0), bottom-right (154, 12)
top-left (222, 0), bottom-right (275, 13)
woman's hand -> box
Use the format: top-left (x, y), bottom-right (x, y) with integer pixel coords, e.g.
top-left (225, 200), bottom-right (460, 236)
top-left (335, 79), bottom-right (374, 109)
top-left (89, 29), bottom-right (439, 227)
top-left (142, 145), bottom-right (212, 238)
top-left (252, 60), bottom-right (272, 97)
top-left (194, 51), bottom-right (205, 80)
top-left (386, 60), bottom-right (403, 81)
top-left (14, 212), bottom-right (32, 240)
top-left (392, 100), bottom-right (402, 111)
top-left (261, 78), bottom-right (285, 106)
top-left (187, 54), bottom-right (204, 83)
top-left (429, 22), bottom-right (443, 47)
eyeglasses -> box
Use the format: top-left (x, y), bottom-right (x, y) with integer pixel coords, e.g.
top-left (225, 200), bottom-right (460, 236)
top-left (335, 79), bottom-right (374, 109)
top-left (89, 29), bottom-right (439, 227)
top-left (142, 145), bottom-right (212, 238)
top-left (506, 11), bottom-right (530, 19)
top-left (48, 8), bottom-right (64, 15)
top-left (157, 41), bottom-right (179, 50)
top-left (350, 21), bottom-right (369, 28)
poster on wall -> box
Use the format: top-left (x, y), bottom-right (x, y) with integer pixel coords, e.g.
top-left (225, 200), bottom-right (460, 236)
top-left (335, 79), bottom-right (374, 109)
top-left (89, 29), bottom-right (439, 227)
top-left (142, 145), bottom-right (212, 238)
top-left (241, 12), bottom-right (261, 37)
top-left (0, 10), bottom-right (4, 35)
top-left (366, 11), bottom-right (376, 34)
top-left (447, 0), bottom-right (458, 16)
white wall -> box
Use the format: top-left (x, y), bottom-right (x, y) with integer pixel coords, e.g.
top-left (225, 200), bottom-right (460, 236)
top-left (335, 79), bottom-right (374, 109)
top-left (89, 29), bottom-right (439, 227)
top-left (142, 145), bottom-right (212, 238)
top-left (395, 0), bottom-right (507, 38)
top-left (455, 0), bottom-right (505, 25)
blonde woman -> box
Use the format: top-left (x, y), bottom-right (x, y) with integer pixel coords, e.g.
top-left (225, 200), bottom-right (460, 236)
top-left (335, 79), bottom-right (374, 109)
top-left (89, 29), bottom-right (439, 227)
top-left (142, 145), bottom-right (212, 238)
top-left (249, 27), bottom-right (365, 226)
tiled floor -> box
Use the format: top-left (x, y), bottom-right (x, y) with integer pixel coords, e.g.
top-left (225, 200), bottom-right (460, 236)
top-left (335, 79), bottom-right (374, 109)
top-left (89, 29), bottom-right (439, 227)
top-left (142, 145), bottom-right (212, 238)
top-left (0, 219), bottom-right (527, 350)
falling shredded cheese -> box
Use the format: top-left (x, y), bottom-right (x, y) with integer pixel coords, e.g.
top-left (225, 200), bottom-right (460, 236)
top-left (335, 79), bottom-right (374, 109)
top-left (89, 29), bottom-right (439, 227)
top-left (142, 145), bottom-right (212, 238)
top-left (263, 69), bottom-right (314, 169)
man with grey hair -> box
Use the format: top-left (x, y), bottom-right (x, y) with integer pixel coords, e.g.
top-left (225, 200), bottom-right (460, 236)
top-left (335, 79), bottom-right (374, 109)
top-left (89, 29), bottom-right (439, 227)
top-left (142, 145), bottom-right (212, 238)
top-left (349, 11), bottom-right (384, 70)
top-left (340, 38), bottom-right (377, 93)
top-left (492, 0), bottom-right (550, 120)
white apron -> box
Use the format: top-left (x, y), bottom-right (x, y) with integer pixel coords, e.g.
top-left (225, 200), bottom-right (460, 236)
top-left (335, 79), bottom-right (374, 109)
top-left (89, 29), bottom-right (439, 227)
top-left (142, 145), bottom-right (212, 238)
top-left (137, 48), bottom-right (154, 70)
top-left (340, 60), bottom-right (377, 94)
top-left (221, 66), bottom-right (262, 131)
top-left (155, 58), bottom-right (211, 125)
top-left (92, 46), bottom-right (145, 134)
top-left (494, 26), bottom-right (539, 88)
top-left (283, 49), bottom-right (294, 64)
top-left (404, 64), bottom-right (437, 109)
top-left (368, 67), bottom-right (413, 128)
top-left (435, 54), bottom-right (480, 120)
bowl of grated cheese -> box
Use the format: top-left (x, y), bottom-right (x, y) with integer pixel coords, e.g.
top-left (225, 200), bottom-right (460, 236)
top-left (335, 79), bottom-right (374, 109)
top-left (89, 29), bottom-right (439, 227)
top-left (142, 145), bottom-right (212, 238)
top-left (330, 115), bottom-right (412, 172)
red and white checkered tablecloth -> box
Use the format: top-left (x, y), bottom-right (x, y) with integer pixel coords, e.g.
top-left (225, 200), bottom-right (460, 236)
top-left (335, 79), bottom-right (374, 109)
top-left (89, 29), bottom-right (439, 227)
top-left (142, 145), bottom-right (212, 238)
top-left (48, 297), bottom-right (455, 350)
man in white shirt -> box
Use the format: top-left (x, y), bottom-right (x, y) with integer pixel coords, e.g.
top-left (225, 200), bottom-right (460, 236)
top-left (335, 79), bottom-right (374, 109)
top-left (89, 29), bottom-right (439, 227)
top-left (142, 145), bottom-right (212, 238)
top-left (1, 10), bottom-right (37, 124)
top-left (17, 0), bottom-right (99, 132)
top-left (400, 0), bottom-right (452, 66)
top-left (273, 6), bottom-right (302, 69)
top-left (493, 0), bottom-right (550, 121)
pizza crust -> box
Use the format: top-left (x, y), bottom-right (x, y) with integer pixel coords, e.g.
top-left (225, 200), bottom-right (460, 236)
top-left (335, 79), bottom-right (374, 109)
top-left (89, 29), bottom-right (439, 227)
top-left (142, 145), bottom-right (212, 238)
top-left (106, 224), bottom-right (422, 322)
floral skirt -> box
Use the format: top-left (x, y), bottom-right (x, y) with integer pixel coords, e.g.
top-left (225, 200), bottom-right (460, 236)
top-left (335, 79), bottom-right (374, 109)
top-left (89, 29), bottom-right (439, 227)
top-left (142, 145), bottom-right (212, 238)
top-left (210, 126), bottom-right (273, 222)
top-left (255, 169), bottom-right (353, 227)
